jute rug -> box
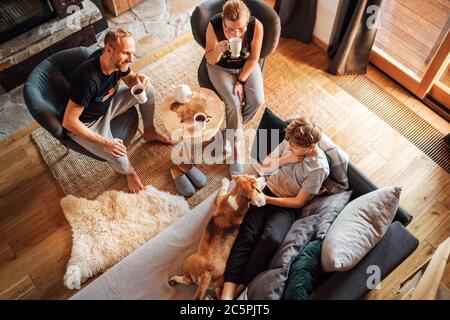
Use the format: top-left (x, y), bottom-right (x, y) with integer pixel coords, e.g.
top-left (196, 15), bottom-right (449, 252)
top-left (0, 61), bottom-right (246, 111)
top-left (31, 39), bottom-right (350, 208)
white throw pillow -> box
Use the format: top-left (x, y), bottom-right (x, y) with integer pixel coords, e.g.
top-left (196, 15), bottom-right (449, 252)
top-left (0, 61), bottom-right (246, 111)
top-left (321, 186), bottom-right (402, 272)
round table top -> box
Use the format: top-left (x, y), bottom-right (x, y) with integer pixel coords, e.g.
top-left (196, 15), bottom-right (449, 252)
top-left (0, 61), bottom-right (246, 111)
top-left (161, 87), bottom-right (225, 142)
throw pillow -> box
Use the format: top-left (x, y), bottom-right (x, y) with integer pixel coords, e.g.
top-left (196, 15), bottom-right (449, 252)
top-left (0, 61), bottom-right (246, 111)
top-left (250, 108), bottom-right (287, 163)
top-left (318, 134), bottom-right (350, 193)
top-left (321, 186), bottom-right (402, 272)
top-left (282, 240), bottom-right (323, 300)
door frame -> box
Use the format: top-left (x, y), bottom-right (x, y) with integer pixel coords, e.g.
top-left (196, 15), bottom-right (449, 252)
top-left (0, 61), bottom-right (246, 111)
top-left (370, 29), bottom-right (450, 118)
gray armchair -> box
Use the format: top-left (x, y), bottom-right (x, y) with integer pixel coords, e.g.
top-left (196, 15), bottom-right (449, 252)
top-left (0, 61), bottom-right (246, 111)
top-left (23, 47), bottom-right (139, 161)
top-left (190, 0), bottom-right (281, 91)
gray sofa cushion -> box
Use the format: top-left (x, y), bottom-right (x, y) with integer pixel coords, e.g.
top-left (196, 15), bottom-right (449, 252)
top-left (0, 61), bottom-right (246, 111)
top-left (311, 221), bottom-right (419, 300)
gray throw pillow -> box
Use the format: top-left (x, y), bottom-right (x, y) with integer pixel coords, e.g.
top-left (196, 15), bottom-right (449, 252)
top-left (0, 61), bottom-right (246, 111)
top-left (321, 186), bottom-right (402, 272)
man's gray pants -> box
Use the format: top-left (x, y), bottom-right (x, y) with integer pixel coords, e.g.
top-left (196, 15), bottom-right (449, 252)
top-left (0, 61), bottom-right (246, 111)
top-left (69, 86), bottom-right (155, 175)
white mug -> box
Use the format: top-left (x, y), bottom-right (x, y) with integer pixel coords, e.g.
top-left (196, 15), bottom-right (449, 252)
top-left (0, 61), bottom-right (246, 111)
top-left (131, 84), bottom-right (147, 104)
top-left (193, 112), bottom-right (211, 130)
top-left (173, 84), bottom-right (193, 104)
top-left (228, 37), bottom-right (242, 58)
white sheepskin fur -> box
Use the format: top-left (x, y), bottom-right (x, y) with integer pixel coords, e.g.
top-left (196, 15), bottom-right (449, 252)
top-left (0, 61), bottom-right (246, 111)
top-left (61, 186), bottom-right (189, 290)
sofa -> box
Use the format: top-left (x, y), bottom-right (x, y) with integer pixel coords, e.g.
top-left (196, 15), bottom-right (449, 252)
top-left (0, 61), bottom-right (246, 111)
top-left (71, 132), bottom-right (419, 300)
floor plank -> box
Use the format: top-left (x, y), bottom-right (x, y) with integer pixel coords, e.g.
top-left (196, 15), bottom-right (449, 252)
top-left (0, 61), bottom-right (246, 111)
top-left (408, 200), bottom-right (450, 242)
top-left (395, 0), bottom-right (450, 28)
top-left (375, 0), bottom-right (450, 76)
top-left (365, 241), bottom-right (436, 299)
top-left (0, 242), bottom-right (16, 264)
top-left (425, 215), bottom-right (450, 249)
top-left (0, 275), bottom-right (41, 300)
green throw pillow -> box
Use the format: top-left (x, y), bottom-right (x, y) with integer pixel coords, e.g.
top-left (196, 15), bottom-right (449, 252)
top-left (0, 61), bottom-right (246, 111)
top-left (282, 240), bottom-right (323, 300)
top-left (250, 108), bottom-right (287, 163)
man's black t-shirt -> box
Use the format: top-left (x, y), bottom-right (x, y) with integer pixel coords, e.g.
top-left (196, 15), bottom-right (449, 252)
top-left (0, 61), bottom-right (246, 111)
top-left (69, 48), bottom-right (130, 123)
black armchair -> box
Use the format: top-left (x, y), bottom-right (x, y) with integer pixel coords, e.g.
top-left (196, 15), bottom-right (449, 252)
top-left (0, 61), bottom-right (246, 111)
top-left (23, 47), bottom-right (139, 161)
top-left (190, 0), bottom-right (281, 91)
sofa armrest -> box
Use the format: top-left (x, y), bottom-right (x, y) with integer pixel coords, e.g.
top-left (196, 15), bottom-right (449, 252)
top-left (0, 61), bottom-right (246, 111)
top-left (347, 162), bottom-right (413, 226)
top-left (310, 221), bottom-right (419, 300)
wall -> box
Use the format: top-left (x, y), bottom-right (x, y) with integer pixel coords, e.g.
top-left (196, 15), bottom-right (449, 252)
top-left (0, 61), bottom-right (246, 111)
top-left (313, 0), bottom-right (340, 46)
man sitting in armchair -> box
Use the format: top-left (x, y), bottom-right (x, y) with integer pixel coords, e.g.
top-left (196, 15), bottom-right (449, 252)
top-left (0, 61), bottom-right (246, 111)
top-left (62, 28), bottom-right (174, 193)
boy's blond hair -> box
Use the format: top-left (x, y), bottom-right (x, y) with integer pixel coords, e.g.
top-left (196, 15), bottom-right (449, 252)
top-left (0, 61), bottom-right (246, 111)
top-left (222, 0), bottom-right (250, 21)
top-left (104, 28), bottom-right (133, 47)
top-left (285, 117), bottom-right (322, 147)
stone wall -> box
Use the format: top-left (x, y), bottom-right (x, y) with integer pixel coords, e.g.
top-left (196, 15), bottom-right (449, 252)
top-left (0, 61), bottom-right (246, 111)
top-left (0, 0), bottom-right (100, 73)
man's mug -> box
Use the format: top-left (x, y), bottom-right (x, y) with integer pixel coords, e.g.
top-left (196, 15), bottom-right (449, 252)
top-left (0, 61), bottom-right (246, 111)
top-left (193, 112), bottom-right (211, 130)
top-left (228, 37), bottom-right (242, 58)
top-left (131, 84), bottom-right (147, 104)
top-left (173, 84), bottom-right (193, 104)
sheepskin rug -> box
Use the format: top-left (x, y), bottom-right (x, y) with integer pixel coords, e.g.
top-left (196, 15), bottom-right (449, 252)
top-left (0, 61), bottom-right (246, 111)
top-left (61, 186), bottom-right (189, 289)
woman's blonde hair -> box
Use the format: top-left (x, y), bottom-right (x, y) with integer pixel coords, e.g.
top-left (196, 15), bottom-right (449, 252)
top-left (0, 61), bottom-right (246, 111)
top-left (104, 28), bottom-right (133, 47)
top-left (285, 117), bottom-right (322, 147)
top-left (222, 0), bottom-right (250, 22)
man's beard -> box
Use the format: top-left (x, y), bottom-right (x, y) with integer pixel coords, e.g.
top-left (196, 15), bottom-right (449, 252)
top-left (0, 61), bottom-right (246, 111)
top-left (113, 58), bottom-right (129, 72)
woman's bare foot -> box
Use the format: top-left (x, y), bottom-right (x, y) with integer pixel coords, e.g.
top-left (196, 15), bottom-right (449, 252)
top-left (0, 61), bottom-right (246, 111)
top-left (143, 129), bottom-right (175, 145)
top-left (127, 168), bottom-right (144, 193)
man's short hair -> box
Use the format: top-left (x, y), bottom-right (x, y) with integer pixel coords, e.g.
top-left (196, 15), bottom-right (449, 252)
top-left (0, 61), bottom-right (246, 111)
top-left (104, 28), bottom-right (133, 47)
top-left (285, 117), bottom-right (322, 147)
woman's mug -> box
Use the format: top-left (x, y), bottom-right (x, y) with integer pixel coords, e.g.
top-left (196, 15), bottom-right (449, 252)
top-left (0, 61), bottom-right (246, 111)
top-left (172, 84), bottom-right (193, 104)
top-left (228, 37), bottom-right (242, 58)
top-left (193, 112), bottom-right (211, 130)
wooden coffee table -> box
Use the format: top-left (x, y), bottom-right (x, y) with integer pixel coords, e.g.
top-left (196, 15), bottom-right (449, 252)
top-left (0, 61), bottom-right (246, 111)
top-left (161, 87), bottom-right (225, 143)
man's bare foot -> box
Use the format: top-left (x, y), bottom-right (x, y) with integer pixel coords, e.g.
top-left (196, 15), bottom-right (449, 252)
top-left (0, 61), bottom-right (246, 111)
top-left (143, 130), bottom-right (175, 145)
top-left (127, 169), bottom-right (144, 194)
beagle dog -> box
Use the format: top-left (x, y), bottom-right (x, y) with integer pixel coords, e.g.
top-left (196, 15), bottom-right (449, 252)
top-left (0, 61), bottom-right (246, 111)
top-left (169, 174), bottom-right (266, 300)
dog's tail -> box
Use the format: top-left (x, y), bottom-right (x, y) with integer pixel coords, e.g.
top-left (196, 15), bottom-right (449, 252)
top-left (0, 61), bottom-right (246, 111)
top-left (194, 271), bottom-right (212, 300)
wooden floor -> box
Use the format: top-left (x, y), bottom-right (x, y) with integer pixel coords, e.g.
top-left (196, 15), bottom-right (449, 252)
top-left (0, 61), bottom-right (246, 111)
top-left (375, 0), bottom-right (450, 78)
top-left (441, 64), bottom-right (450, 89)
top-left (0, 38), bottom-right (449, 300)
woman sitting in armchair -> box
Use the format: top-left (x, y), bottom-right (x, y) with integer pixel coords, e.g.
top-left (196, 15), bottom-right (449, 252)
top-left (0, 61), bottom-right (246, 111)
top-left (204, 0), bottom-right (264, 176)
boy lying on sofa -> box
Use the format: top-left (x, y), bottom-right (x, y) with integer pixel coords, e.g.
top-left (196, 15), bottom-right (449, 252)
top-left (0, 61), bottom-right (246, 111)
top-left (221, 117), bottom-right (330, 300)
